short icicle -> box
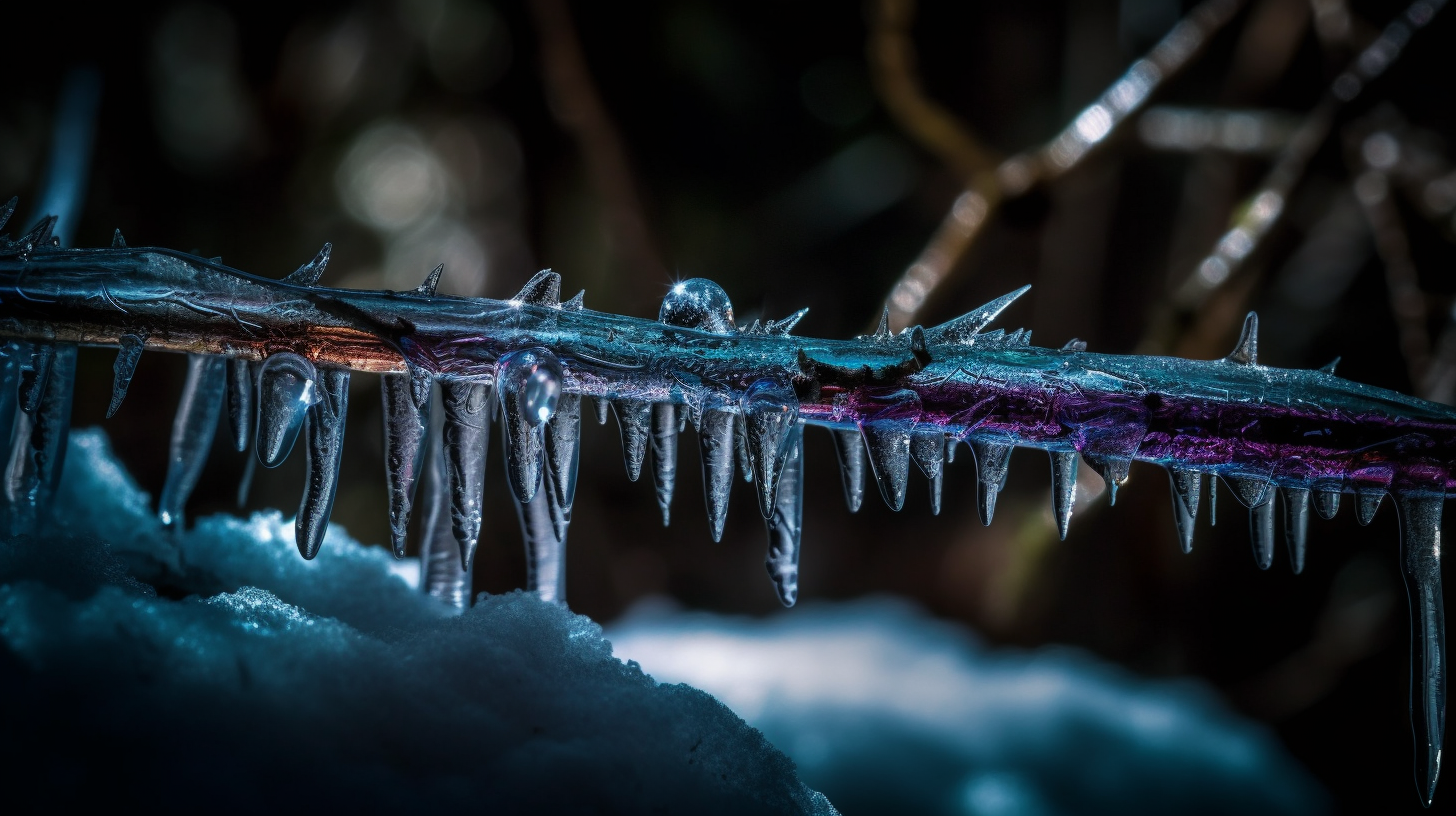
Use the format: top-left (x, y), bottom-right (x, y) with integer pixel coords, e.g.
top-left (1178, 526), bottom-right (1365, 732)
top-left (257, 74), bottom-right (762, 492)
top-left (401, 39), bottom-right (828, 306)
top-left (255, 353), bottom-right (318, 468)
top-left (544, 393), bottom-right (582, 542)
top-left (296, 368), bottom-right (349, 559)
top-left (1283, 487), bottom-right (1310, 574)
top-left (1395, 492), bottom-right (1446, 808)
top-left (1249, 493), bottom-right (1275, 570)
top-left (831, 427), bottom-right (866, 513)
top-left (613, 399), bottom-right (652, 482)
top-left (861, 423), bottom-right (911, 512)
top-left (972, 441), bottom-right (1012, 526)
top-left (910, 430), bottom-right (946, 515)
top-left (651, 403), bottom-right (678, 526)
top-left (1313, 485), bottom-right (1342, 520)
top-left (18, 342), bottom-right (55, 415)
top-left (3, 343), bottom-right (75, 536)
top-left (1358, 490), bottom-right (1385, 526)
top-left (158, 354), bottom-right (226, 527)
top-left (1051, 450), bottom-right (1078, 540)
top-left (225, 358), bottom-right (254, 452)
top-left (699, 409), bottom-right (735, 542)
top-left (1167, 468), bottom-right (1201, 553)
top-left (764, 423), bottom-right (805, 607)
top-left (380, 367), bottom-right (432, 557)
top-left (742, 380), bottom-right (800, 518)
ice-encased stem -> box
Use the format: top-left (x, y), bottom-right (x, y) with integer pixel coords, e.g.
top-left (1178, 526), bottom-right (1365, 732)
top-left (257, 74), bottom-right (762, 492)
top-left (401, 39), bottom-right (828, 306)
top-left (765, 423), bottom-right (805, 607)
top-left (440, 380), bottom-right (493, 569)
top-left (1396, 493), bottom-right (1446, 807)
top-left (3, 343), bottom-right (75, 536)
top-left (651, 403), bottom-right (678, 526)
top-left (699, 408), bottom-right (735, 542)
top-left (381, 369), bottom-right (432, 557)
top-left (297, 368), bottom-right (349, 559)
top-left (158, 354), bottom-right (227, 527)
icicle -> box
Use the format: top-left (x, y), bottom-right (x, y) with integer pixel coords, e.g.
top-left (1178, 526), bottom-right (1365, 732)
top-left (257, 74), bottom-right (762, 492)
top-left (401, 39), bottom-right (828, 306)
top-left (440, 379), bottom-right (493, 568)
top-left (544, 394), bottom-right (582, 541)
top-left (1250, 494), bottom-right (1275, 570)
top-left (592, 396), bottom-right (610, 425)
top-left (157, 355), bottom-right (226, 527)
top-left (284, 243), bottom-right (332, 286)
top-left (1224, 312), bottom-right (1259, 365)
top-left (1357, 490), bottom-right (1384, 526)
top-left (831, 428), bottom-right (865, 513)
top-left (911, 430), bottom-right (946, 514)
top-left (420, 407), bottom-right (470, 611)
top-left (106, 334), bottom-right (144, 418)
top-left (699, 409), bottom-right (735, 542)
top-left (1167, 468), bottom-right (1201, 553)
top-left (613, 398), bottom-right (652, 482)
top-left (735, 412), bottom-right (754, 483)
top-left (741, 380), bottom-right (800, 518)
top-left (415, 263), bottom-right (444, 296)
top-left (1313, 485), bottom-right (1341, 519)
top-left (380, 367), bottom-right (432, 557)
top-left (225, 359), bottom-right (253, 452)
top-left (255, 353), bottom-right (318, 468)
top-left (296, 368), bottom-right (349, 559)
top-left (19, 343), bottom-right (55, 415)
top-left (512, 269), bottom-right (562, 306)
top-left (1051, 451), bottom-right (1078, 540)
top-left (972, 441), bottom-right (1012, 526)
top-left (1225, 474), bottom-right (1272, 508)
top-left (1394, 492), bottom-right (1446, 808)
top-left (1283, 487), bottom-right (1310, 574)
top-left (2, 344), bottom-right (75, 536)
top-left (861, 423), bottom-right (910, 512)
top-left (764, 424), bottom-right (805, 607)
top-left (498, 349), bottom-right (562, 504)
top-left (651, 403), bottom-right (678, 526)
top-left (1085, 454), bottom-right (1132, 505)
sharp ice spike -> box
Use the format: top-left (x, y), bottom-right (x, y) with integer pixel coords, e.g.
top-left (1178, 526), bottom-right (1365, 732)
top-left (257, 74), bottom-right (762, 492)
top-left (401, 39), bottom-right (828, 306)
top-left (1394, 492), bottom-right (1446, 807)
top-left (1052, 451), bottom-right (1078, 540)
top-left (544, 394), bottom-right (582, 538)
top-left (255, 353), bottom-right (318, 468)
top-left (3, 344), bottom-right (75, 536)
top-left (107, 334), bottom-right (144, 418)
top-left (773, 307), bottom-right (808, 335)
top-left (735, 412), bottom-right (754, 483)
top-left (285, 242), bottom-right (332, 286)
top-left (1085, 454), bottom-right (1131, 505)
top-left (1357, 490), bottom-right (1384, 526)
top-left (860, 423), bottom-right (910, 512)
top-left (440, 379), bottom-right (493, 569)
top-left (1168, 470), bottom-right (1196, 553)
top-left (19, 343), bottom-right (55, 415)
top-left (225, 359), bottom-right (254, 452)
top-left (381, 367), bottom-right (432, 558)
top-left (513, 269), bottom-right (562, 306)
top-left (1319, 357), bottom-right (1340, 375)
top-left (110, 228), bottom-right (125, 248)
top-left (911, 430), bottom-right (945, 513)
top-left (498, 349), bottom-right (562, 504)
top-left (874, 305), bottom-right (892, 339)
top-left (19, 215), bottom-right (57, 249)
top-left (1225, 312), bottom-right (1259, 365)
top-left (1313, 486), bottom-right (1341, 519)
top-left (158, 354), bottom-right (226, 528)
top-left (929, 471), bottom-right (943, 515)
top-left (742, 381), bottom-right (800, 518)
top-left (651, 403), bottom-right (678, 526)
top-left (699, 409), bottom-right (735, 542)
top-left (592, 396), bottom-right (610, 425)
top-left (1225, 474), bottom-right (1272, 508)
top-left (1250, 493), bottom-right (1275, 570)
top-left (514, 472), bottom-right (568, 605)
top-left (613, 399), bottom-right (652, 482)
top-left (1283, 487), bottom-right (1310, 574)
top-left (924, 285), bottom-right (1032, 346)
top-left (764, 425), bottom-right (805, 607)
top-left (296, 368), bottom-right (349, 559)
top-left (829, 428), bottom-right (865, 513)
top-left (415, 263), bottom-right (444, 296)
top-left (972, 441), bottom-right (1012, 526)
top-left (562, 290), bottom-right (585, 310)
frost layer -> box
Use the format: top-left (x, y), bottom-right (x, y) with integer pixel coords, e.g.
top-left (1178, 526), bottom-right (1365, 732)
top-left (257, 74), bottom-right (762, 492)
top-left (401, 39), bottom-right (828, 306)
top-left (0, 429), bottom-right (835, 814)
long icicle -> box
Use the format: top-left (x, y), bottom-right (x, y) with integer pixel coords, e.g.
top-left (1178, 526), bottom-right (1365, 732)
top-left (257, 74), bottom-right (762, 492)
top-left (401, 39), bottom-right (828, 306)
top-left (158, 354), bottom-right (227, 528)
top-left (296, 368), bottom-right (350, 559)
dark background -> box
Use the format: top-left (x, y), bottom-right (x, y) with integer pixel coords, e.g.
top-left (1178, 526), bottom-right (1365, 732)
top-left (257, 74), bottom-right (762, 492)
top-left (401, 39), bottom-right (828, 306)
top-left (6, 0), bottom-right (1456, 811)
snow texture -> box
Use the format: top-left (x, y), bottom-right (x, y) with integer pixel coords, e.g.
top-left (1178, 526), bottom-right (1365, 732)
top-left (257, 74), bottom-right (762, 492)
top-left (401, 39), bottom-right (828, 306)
top-left (0, 429), bottom-right (836, 814)
top-left (610, 599), bottom-right (1331, 816)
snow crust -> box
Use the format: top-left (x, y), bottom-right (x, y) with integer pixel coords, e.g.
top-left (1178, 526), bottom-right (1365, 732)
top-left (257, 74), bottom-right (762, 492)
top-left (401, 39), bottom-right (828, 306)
top-left (610, 600), bottom-right (1331, 816)
top-left (0, 430), bottom-right (836, 814)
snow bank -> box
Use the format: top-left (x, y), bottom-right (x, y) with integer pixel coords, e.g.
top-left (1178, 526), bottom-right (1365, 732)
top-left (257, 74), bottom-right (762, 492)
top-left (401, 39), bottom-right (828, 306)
top-left (0, 430), bottom-right (836, 814)
top-left (610, 600), bottom-right (1330, 816)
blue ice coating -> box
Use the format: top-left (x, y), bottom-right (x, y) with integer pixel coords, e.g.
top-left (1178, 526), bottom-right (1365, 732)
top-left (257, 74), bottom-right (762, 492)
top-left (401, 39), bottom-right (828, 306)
top-left (610, 599), bottom-right (1331, 816)
top-left (0, 429), bottom-right (836, 814)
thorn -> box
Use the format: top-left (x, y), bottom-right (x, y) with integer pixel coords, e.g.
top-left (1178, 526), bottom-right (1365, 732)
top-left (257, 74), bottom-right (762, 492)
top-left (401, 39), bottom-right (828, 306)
top-left (562, 290), bottom-right (585, 310)
top-left (1062, 338), bottom-right (1087, 352)
top-left (111, 228), bottom-right (126, 248)
top-left (924, 285), bottom-right (1032, 346)
top-left (1224, 312), bottom-right (1258, 366)
top-left (874, 305), bottom-right (892, 340)
top-left (285, 243), bottom-right (332, 286)
top-left (513, 269), bottom-right (562, 306)
top-left (20, 215), bottom-right (57, 250)
top-left (1318, 357), bottom-right (1340, 375)
top-left (1283, 487), bottom-right (1309, 574)
top-left (416, 263), bottom-right (444, 296)
top-left (773, 308), bottom-right (809, 335)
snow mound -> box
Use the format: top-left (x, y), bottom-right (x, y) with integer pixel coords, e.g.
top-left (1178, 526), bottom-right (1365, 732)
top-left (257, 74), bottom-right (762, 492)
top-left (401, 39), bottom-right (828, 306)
top-left (610, 599), bottom-right (1330, 816)
top-left (0, 429), bottom-right (836, 814)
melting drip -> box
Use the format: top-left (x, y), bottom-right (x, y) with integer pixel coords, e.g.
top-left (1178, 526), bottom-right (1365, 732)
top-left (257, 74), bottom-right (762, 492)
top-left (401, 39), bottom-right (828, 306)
top-left (613, 399), bottom-right (652, 482)
top-left (972, 441), bottom-right (1012, 526)
top-left (861, 424), bottom-right (910, 512)
top-left (255, 353), bottom-right (318, 468)
top-left (1051, 451), bottom-right (1079, 541)
top-left (651, 403), bottom-right (678, 526)
top-left (498, 348), bottom-right (562, 504)
top-left (741, 380), bottom-right (800, 518)
top-left (764, 423), bottom-right (805, 607)
top-left (1283, 487), bottom-right (1310, 574)
top-left (225, 358), bottom-right (254, 453)
top-left (297, 368), bottom-right (349, 559)
top-left (1167, 468), bottom-right (1201, 553)
top-left (3, 343), bottom-right (75, 536)
top-left (441, 380), bottom-right (494, 568)
top-left (107, 334), bottom-right (144, 418)
top-left (381, 367), bottom-right (432, 557)
top-left (831, 428), bottom-right (866, 513)
top-left (699, 409), bottom-right (735, 542)
top-left (910, 431), bottom-right (946, 515)
top-left (158, 354), bottom-right (226, 527)
top-left (1395, 493), bottom-right (1446, 808)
